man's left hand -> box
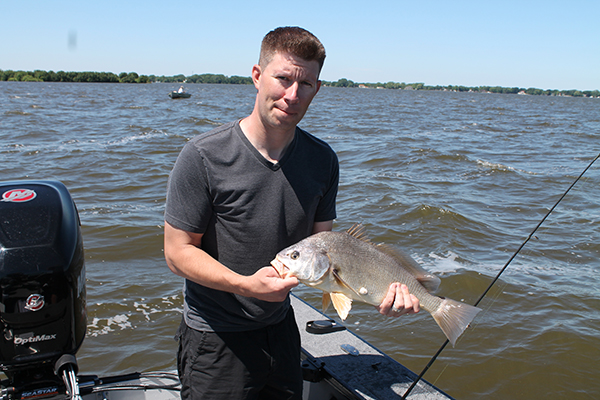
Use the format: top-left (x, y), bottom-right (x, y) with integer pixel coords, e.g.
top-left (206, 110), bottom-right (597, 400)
top-left (376, 283), bottom-right (420, 317)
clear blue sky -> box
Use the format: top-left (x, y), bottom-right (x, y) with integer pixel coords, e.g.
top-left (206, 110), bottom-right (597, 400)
top-left (2, 0), bottom-right (598, 90)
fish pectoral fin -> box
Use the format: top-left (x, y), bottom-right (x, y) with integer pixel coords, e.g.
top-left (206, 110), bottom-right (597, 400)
top-left (322, 293), bottom-right (331, 312)
top-left (330, 292), bottom-right (353, 320)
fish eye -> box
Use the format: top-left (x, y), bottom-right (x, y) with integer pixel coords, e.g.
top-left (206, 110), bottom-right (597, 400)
top-left (290, 251), bottom-right (300, 260)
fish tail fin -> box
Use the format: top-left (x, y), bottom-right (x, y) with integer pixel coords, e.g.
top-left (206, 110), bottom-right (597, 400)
top-left (431, 298), bottom-right (481, 346)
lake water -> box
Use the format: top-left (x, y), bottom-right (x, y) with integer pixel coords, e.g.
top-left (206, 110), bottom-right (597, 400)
top-left (2, 81), bottom-right (599, 399)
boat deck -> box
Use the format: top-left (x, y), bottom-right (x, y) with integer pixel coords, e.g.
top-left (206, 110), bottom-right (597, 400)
top-left (292, 295), bottom-right (453, 400)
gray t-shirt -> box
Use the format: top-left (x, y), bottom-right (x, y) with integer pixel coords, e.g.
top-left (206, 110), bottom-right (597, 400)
top-left (165, 121), bottom-right (338, 332)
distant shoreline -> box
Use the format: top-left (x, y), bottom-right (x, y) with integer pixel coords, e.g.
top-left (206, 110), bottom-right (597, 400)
top-left (1, 69), bottom-right (598, 98)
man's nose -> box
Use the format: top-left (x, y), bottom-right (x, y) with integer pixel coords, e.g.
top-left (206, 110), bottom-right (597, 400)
top-left (284, 82), bottom-right (300, 103)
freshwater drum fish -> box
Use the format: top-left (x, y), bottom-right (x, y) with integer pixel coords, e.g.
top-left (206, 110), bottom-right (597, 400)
top-left (271, 224), bottom-right (481, 346)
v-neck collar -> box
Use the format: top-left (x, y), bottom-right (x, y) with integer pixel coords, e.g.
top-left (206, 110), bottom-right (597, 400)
top-left (234, 121), bottom-right (297, 171)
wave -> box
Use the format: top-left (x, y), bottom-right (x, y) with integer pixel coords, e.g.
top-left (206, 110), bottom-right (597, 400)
top-left (106, 129), bottom-right (169, 146)
top-left (88, 314), bottom-right (132, 337)
top-left (4, 110), bottom-right (33, 116)
top-left (86, 297), bottom-right (183, 338)
top-left (180, 116), bottom-right (222, 126)
top-left (475, 159), bottom-right (538, 175)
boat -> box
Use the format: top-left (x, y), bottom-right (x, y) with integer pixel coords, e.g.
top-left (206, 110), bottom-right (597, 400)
top-left (0, 180), bottom-right (453, 400)
top-left (168, 91), bottom-right (191, 99)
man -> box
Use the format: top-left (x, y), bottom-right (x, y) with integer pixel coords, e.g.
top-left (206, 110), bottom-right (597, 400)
top-left (164, 26), bottom-right (418, 399)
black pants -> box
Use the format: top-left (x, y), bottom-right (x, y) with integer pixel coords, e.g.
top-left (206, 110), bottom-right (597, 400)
top-left (176, 307), bottom-right (303, 400)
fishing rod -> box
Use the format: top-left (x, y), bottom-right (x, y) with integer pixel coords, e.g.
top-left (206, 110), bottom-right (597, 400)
top-left (401, 152), bottom-right (600, 399)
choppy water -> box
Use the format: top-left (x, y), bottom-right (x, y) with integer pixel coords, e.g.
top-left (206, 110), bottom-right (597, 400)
top-left (2, 81), bottom-right (599, 399)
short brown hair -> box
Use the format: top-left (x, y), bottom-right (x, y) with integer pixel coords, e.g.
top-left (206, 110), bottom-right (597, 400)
top-left (259, 27), bottom-right (326, 72)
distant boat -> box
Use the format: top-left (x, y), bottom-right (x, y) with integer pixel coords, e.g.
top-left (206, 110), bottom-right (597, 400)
top-left (169, 91), bottom-right (191, 99)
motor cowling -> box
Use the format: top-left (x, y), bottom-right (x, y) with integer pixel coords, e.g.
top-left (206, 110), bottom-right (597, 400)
top-left (0, 180), bottom-right (86, 386)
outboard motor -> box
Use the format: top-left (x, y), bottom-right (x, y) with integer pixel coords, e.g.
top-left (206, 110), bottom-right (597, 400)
top-left (0, 181), bottom-right (86, 399)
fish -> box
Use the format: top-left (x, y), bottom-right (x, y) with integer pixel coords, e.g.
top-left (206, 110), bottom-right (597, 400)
top-left (271, 224), bottom-right (481, 346)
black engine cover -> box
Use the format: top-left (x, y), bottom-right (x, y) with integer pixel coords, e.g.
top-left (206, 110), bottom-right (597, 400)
top-left (0, 180), bottom-right (86, 373)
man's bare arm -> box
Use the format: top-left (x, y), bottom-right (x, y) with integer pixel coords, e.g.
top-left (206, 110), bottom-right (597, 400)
top-left (164, 221), bottom-right (298, 302)
top-left (312, 220), bottom-right (333, 233)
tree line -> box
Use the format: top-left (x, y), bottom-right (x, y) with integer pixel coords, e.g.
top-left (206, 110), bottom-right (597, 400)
top-left (0, 70), bottom-right (250, 85)
top-left (324, 78), bottom-right (600, 98)
top-left (0, 69), bottom-right (152, 83)
top-left (153, 73), bottom-right (252, 84)
top-left (1, 69), bottom-right (597, 98)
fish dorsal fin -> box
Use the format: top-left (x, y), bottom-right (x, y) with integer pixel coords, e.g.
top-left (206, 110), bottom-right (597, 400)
top-left (346, 223), bottom-right (371, 243)
top-left (376, 244), bottom-right (441, 293)
top-left (330, 292), bottom-right (352, 320)
top-left (322, 293), bottom-right (331, 312)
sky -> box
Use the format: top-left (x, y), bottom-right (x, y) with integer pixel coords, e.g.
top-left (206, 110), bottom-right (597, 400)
top-left (2, 0), bottom-right (599, 91)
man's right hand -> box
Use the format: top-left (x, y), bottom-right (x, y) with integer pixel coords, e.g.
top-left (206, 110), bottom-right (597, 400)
top-left (243, 266), bottom-right (299, 302)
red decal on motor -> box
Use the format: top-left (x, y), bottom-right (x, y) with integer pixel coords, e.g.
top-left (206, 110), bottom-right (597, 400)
top-left (25, 294), bottom-right (45, 311)
top-left (1, 189), bottom-right (37, 203)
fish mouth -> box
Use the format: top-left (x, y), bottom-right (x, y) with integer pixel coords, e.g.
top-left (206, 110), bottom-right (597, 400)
top-left (270, 257), bottom-right (291, 278)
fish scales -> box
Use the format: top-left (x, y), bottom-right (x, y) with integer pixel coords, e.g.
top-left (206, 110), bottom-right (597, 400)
top-left (314, 231), bottom-right (440, 309)
top-left (272, 224), bottom-right (481, 346)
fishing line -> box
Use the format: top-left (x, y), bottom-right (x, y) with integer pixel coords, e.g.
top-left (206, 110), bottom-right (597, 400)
top-left (401, 152), bottom-right (600, 399)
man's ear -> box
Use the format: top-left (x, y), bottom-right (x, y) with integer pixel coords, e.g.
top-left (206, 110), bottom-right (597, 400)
top-left (316, 80), bottom-right (322, 94)
top-left (251, 64), bottom-right (261, 89)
